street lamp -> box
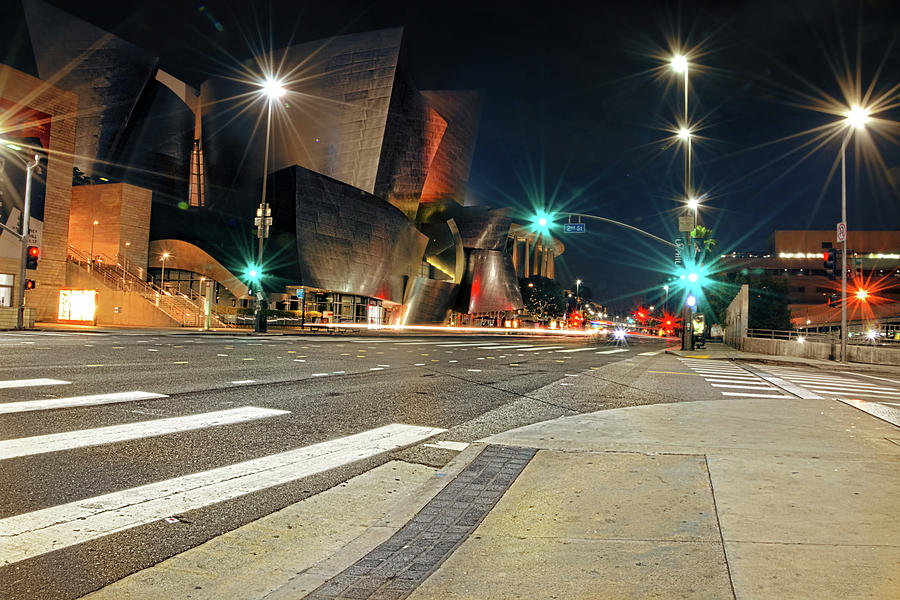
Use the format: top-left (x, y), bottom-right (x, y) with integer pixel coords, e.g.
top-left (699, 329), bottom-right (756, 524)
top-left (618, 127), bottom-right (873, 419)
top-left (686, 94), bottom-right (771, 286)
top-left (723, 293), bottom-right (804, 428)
top-left (160, 252), bottom-right (170, 291)
top-left (6, 150), bottom-right (41, 330)
top-left (89, 220), bottom-right (99, 272)
top-left (838, 104), bottom-right (869, 362)
top-left (253, 77), bottom-right (286, 333)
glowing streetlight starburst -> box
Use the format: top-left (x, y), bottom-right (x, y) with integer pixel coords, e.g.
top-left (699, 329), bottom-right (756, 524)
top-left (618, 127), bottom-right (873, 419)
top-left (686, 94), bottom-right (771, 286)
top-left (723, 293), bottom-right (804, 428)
top-left (671, 54), bottom-right (688, 74)
top-left (677, 127), bottom-right (692, 140)
top-left (844, 105), bottom-right (870, 130)
top-left (261, 78), bottom-right (286, 99)
top-left (686, 197), bottom-right (699, 210)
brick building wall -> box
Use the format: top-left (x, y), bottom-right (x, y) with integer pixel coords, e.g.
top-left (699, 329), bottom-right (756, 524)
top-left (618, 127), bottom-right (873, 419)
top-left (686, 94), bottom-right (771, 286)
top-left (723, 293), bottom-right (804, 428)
top-left (69, 183), bottom-right (152, 271)
top-left (0, 64), bottom-right (77, 321)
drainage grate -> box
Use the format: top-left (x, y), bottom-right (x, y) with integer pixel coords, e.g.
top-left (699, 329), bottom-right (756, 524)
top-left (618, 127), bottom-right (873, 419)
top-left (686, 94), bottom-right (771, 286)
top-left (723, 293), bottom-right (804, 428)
top-left (304, 445), bottom-right (536, 600)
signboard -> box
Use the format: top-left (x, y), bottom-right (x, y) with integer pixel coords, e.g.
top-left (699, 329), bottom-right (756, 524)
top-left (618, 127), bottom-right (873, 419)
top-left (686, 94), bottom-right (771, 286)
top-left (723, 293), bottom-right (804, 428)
top-left (678, 216), bottom-right (694, 233)
top-left (563, 223), bottom-right (586, 233)
top-left (296, 288), bottom-right (305, 299)
top-left (836, 222), bottom-right (846, 243)
top-left (674, 238), bottom-right (685, 267)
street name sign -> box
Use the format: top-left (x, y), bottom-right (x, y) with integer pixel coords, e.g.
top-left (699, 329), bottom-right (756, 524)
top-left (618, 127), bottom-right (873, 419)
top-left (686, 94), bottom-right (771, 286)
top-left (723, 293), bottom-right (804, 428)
top-left (674, 238), bottom-right (685, 267)
top-left (563, 223), bottom-right (586, 233)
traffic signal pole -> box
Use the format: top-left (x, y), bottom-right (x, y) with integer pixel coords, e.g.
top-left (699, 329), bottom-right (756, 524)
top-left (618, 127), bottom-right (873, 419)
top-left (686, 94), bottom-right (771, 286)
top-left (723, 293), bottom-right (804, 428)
top-left (16, 154), bottom-right (39, 330)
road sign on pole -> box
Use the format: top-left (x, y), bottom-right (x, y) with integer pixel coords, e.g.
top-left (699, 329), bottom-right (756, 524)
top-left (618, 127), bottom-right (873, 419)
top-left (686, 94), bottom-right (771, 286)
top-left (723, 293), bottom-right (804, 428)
top-left (674, 238), bottom-right (685, 267)
top-left (563, 223), bottom-right (586, 233)
top-left (678, 216), bottom-right (693, 233)
top-left (836, 222), bottom-right (846, 243)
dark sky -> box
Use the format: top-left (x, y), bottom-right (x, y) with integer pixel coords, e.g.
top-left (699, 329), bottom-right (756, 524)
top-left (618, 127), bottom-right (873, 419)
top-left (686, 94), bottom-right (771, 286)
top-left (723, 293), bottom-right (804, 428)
top-left (34, 0), bottom-right (900, 308)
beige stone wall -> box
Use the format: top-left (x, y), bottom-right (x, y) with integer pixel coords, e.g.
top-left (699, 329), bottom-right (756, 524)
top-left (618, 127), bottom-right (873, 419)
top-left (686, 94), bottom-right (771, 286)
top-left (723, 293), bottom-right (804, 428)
top-left (69, 183), bottom-right (151, 270)
top-left (66, 263), bottom-right (179, 327)
top-left (0, 65), bottom-right (78, 321)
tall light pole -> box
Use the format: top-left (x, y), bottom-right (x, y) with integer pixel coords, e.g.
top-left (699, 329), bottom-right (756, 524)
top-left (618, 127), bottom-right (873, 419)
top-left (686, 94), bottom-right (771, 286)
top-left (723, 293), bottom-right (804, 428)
top-left (253, 77), bottom-right (285, 333)
top-left (839, 104), bottom-right (869, 362)
top-left (672, 53), bottom-right (696, 351)
top-left (89, 219), bottom-right (98, 272)
top-left (160, 252), bottom-right (170, 291)
top-left (14, 152), bottom-right (40, 330)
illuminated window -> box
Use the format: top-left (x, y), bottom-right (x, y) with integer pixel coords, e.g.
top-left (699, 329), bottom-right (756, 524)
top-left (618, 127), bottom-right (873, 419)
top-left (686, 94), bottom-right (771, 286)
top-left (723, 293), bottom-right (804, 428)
top-left (58, 289), bottom-right (97, 322)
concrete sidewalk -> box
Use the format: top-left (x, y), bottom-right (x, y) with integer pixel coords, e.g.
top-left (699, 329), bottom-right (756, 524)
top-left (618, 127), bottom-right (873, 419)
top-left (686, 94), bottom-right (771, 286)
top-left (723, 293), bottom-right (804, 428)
top-left (85, 393), bottom-right (900, 599)
top-left (667, 341), bottom-right (900, 375)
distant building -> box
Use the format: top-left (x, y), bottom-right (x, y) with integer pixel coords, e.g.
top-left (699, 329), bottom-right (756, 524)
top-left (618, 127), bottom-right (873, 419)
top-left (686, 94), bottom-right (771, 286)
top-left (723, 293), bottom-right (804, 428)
top-left (716, 230), bottom-right (900, 327)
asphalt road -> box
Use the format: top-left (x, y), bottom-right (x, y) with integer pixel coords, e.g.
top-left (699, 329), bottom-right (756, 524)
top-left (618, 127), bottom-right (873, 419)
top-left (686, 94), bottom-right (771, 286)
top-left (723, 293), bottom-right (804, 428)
top-left (8, 330), bottom-right (893, 599)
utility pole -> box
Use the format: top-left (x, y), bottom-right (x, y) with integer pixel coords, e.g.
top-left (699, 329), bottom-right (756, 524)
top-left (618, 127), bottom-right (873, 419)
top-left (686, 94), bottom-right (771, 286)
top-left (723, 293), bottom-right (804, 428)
top-left (16, 153), bottom-right (40, 330)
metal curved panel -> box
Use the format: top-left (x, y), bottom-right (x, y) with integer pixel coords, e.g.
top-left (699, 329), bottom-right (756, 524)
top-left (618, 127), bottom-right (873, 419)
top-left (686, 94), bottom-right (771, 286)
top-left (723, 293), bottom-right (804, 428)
top-left (466, 249), bottom-right (523, 313)
top-left (23, 0), bottom-right (159, 178)
top-left (402, 277), bottom-right (459, 324)
top-left (455, 209), bottom-right (513, 250)
top-left (115, 82), bottom-right (194, 205)
top-left (289, 166), bottom-right (427, 303)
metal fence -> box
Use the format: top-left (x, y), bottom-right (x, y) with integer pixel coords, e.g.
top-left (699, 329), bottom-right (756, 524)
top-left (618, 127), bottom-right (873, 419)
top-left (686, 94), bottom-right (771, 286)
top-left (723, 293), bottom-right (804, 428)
top-left (747, 326), bottom-right (900, 346)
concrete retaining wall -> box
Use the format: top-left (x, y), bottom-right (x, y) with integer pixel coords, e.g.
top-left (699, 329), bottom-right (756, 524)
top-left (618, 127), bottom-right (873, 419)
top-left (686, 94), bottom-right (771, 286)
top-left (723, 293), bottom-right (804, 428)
top-left (738, 335), bottom-right (900, 366)
top-left (0, 307), bottom-right (35, 329)
top-left (66, 264), bottom-right (180, 327)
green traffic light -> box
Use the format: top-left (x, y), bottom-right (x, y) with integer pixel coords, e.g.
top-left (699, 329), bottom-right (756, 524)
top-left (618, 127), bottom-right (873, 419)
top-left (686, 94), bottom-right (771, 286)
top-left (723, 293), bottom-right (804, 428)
top-left (532, 210), bottom-right (554, 233)
top-left (245, 264), bottom-right (261, 280)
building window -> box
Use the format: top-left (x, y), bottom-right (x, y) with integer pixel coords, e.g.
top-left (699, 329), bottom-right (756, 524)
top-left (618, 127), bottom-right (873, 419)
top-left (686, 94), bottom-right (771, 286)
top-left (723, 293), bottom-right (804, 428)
top-left (0, 273), bottom-right (13, 307)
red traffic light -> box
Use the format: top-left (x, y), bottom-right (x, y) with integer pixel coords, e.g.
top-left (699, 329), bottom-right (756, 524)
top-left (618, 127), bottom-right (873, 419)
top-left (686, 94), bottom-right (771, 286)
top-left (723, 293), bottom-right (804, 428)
top-left (24, 279), bottom-right (36, 290)
top-left (27, 246), bottom-right (40, 258)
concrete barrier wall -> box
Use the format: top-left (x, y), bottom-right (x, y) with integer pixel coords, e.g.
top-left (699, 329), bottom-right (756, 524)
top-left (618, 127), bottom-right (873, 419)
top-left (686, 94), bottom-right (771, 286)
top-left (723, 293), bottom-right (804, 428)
top-left (0, 307), bottom-right (35, 329)
top-left (66, 264), bottom-right (180, 327)
top-left (724, 284), bottom-right (749, 348)
top-left (738, 335), bottom-right (900, 366)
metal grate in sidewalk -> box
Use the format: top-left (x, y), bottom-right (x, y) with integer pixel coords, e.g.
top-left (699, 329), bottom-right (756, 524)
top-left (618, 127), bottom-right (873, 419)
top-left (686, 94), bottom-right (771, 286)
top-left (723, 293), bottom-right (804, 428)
top-left (304, 445), bottom-right (536, 600)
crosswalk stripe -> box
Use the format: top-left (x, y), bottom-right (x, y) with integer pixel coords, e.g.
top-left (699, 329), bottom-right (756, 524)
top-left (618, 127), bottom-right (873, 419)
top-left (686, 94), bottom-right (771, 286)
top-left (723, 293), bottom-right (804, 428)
top-left (720, 392), bottom-right (792, 399)
top-left (791, 381), bottom-right (897, 391)
top-left (555, 347), bottom-right (597, 353)
top-left (596, 349), bottom-right (629, 354)
top-left (706, 379), bottom-right (771, 385)
top-left (476, 345), bottom-right (532, 349)
top-left (811, 388), bottom-right (900, 398)
top-left (519, 346), bottom-right (565, 351)
top-left (711, 384), bottom-right (777, 390)
top-left (637, 349), bottom-right (666, 356)
top-left (0, 378), bottom-right (71, 389)
top-left (0, 391), bottom-right (168, 415)
top-left (0, 407), bottom-right (288, 460)
top-left (0, 423), bottom-right (445, 566)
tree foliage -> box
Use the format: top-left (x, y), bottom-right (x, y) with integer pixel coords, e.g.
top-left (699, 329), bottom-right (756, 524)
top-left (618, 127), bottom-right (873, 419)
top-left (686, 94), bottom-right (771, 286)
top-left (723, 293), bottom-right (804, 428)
top-left (706, 272), bottom-right (793, 330)
top-left (519, 276), bottom-right (567, 322)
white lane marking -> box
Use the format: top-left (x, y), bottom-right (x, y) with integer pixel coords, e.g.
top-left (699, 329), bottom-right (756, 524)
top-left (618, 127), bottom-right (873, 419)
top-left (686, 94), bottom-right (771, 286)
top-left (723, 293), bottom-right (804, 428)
top-left (231, 380), bottom-right (256, 385)
top-left (555, 347), bottom-right (597, 353)
top-left (217, 353), bottom-right (229, 357)
top-left (711, 384), bottom-right (777, 390)
top-left (0, 378), bottom-right (70, 389)
top-left (637, 349), bottom-right (666, 356)
top-left (294, 359), bottom-right (306, 362)
top-left (436, 342), bottom-right (501, 347)
top-left (779, 379), bottom-right (897, 391)
top-left (0, 424), bottom-right (446, 565)
top-left (423, 440), bottom-right (469, 452)
top-left (0, 392), bottom-right (168, 415)
top-left (414, 363), bottom-right (426, 366)
top-left (333, 371), bottom-right (346, 374)
top-left (811, 388), bottom-right (900, 398)
top-left (449, 360), bottom-right (458, 363)
top-left (845, 372), bottom-right (900, 385)
top-left (596, 349), bottom-right (629, 354)
top-left (467, 369), bottom-right (482, 372)
top-left (377, 364), bottom-right (391, 368)
top-left (560, 383), bottom-right (574, 386)
top-left (720, 392), bottom-right (792, 399)
top-left (0, 407), bottom-right (288, 460)
top-left (370, 367), bottom-right (384, 371)
top-left (475, 345), bottom-right (534, 350)
top-left (311, 373), bottom-right (328, 377)
top-left (705, 379), bottom-right (772, 385)
top-left (519, 346), bottom-right (565, 351)
top-left (564, 374), bottom-right (579, 377)
top-left (394, 341), bottom-right (453, 345)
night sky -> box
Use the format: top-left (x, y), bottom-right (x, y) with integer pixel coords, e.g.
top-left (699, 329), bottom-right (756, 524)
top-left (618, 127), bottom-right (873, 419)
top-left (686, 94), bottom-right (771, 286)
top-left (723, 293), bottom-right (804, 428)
top-left (22, 1), bottom-right (900, 308)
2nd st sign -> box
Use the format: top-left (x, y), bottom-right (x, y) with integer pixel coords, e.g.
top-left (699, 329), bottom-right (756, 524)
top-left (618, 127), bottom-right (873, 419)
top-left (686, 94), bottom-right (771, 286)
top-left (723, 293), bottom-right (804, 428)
top-left (563, 223), bottom-right (586, 233)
